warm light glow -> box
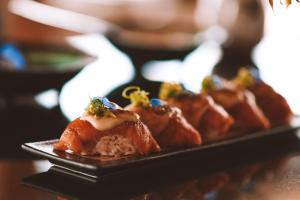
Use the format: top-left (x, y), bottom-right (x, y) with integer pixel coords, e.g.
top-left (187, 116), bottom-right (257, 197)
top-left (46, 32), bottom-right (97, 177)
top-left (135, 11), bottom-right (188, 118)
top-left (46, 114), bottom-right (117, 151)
top-left (59, 35), bottom-right (135, 120)
top-left (253, 1), bottom-right (300, 114)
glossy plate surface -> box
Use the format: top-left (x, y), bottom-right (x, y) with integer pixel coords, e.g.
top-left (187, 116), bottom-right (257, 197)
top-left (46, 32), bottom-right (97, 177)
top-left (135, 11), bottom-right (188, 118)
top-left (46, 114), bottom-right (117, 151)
top-left (22, 116), bottom-right (300, 178)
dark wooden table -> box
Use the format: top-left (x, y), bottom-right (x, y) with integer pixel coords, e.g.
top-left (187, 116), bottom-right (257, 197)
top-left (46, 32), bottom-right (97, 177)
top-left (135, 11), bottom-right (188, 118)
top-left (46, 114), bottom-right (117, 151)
top-left (0, 159), bottom-right (53, 200)
top-left (3, 131), bottom-right (300, 200)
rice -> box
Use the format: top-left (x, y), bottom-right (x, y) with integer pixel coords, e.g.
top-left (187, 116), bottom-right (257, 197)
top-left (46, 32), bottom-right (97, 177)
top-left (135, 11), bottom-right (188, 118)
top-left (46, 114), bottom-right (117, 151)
top-left (95, 135), bottom-right (137, 156)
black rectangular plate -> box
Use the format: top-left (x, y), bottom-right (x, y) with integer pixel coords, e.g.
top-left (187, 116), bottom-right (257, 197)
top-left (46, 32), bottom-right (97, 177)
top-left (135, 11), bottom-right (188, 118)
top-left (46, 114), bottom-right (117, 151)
top-left (22, 117), bottom-right (300, 178)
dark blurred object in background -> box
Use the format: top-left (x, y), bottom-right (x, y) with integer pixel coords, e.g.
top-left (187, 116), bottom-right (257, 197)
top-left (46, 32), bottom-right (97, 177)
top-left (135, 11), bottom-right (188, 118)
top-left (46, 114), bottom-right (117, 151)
top-left (0, 42), bottom-right (94, 156)
top-left (0, 42), bottom-right (93, 95)
top-left (212, 0), bottom-right (264, 78)
top-left (0, 0), bottom-right (96, 155)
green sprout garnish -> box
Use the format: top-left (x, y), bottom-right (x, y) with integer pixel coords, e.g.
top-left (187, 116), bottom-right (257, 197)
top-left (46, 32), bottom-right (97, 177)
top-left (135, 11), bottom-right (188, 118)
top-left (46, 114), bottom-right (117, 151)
top-left (201, 75), bottom-right (222, 93)
top-left (122, 86), bottom-right (150, 108)
top-left (202, 76), bottom-right (213, 92)
top-left (87, 97), bottom-right (116, 118)
top-left (159, 82), bottom-right (183, 100)
top-left (234, 68), bottom-right (255, 88)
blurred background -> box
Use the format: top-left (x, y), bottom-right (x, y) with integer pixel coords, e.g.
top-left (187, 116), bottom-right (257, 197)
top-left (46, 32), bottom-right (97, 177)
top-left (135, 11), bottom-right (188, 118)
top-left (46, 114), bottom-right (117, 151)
top-left (0, 0), bottom-right (300, 155)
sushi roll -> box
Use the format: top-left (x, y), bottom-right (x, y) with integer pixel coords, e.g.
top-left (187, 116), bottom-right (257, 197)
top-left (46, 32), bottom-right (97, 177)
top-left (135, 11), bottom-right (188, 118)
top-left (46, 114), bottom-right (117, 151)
top-left (234, 67), bottom-right (293, 126)
top-left (201, 75), bottom-right (270, 132)
top-left (123, 86), bottom-right (202, 148)
top-left (54, 97), bottom-right (161, 157)
top-left (159, 82), bottom-right (233, 143)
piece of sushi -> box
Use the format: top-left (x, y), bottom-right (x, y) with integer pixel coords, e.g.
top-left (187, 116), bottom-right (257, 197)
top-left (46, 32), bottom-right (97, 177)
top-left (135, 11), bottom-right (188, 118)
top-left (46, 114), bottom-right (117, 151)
top-left (54, 97), bottom-right (161, 157)
top-left (159, 82), bottom-right (233, 143)
top-left (123, 86), bottom-right (202, 148)
top-left (201, 75), bottom-right (270, 132)
top-left (234, 68), bottom-right (293, 126)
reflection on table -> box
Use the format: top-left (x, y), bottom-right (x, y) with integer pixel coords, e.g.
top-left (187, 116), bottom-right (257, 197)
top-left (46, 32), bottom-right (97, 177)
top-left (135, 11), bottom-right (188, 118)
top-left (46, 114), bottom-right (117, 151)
top-left (16, 132), bottom-right (300, 200)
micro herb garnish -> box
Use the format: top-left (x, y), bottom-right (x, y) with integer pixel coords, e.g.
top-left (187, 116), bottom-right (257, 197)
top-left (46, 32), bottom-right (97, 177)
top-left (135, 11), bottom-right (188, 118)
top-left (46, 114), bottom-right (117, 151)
top-left (234, 67), bottom-right (261, 88)
top-left (159, 82), bottom-right (183, 100)
top-left (201, 75), bottom-right (223, 93)
top-left (87, 97), bottom-right (116, 118)
top-left (122, 86), bottom-right (150, 108)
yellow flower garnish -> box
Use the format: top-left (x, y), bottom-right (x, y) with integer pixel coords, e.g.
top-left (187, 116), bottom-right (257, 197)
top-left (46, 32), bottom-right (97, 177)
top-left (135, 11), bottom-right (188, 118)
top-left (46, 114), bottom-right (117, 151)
top-left (202, 76), bottom-right (213, 93)
top-left (159, 82), bottom-right (183, 100)
top-left (234, 68), bottom-right (255, 88)
top-left (201, 75), bottom-right (221, 92)
top-left (122, 86), bottom-right (150, 108)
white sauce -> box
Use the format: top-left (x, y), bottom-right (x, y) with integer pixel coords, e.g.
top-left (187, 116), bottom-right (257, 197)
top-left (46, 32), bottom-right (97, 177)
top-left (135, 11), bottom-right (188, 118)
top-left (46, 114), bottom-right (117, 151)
top-left (80, 111), bottom-right (139, 131)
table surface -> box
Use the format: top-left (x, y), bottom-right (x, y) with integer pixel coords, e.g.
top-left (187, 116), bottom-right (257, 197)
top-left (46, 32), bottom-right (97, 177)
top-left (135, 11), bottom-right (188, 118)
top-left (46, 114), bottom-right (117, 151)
top-left (3, 131), bottom-right (300, 200)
